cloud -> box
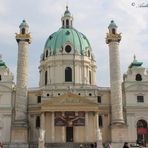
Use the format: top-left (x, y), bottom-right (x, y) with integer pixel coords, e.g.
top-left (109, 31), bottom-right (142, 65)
top-left (0, 0), bottom-right (148, 87)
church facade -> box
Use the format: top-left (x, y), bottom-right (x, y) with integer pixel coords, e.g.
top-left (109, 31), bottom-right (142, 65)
top-left (0, 6), bottom-right (148, 148)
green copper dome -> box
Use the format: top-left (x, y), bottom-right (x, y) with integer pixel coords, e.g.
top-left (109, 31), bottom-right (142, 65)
top-left (0, 56), bottom-right (7, 68)
top-left (19, 20), bottom-right (29, 28)
top-left (129, 55), bottom-right (143, 68)
top-left (44, 27), bottom-right (91, 55)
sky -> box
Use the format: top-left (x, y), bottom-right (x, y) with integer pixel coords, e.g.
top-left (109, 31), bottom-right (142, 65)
top-left (0, 0), bottom-right (148, 87)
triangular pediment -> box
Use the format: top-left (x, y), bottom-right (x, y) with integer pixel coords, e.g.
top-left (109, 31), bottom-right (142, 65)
top-left (41, 93), bottom-right (99, 111)
top-left (42, 92), bottom-right (97, 106)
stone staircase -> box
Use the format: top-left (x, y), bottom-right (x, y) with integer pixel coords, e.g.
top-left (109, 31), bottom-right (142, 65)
top-left (45, 143), bottom-right (92, 148)
top-left (3, 143), bottom-right (93, 148)
top-left (28, 143), bottom-right (92, 148)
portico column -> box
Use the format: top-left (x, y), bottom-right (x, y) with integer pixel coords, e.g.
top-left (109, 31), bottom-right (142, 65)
top-left (95, 112), bottom-right (99, 129)
top-left (85, 112), bottom-right (89, 141)
top-left (51, 112), bottom-right (55, 142)
top-left (62, 112), bottom-right (65, 142)
top-left (41, 112), bottom-right (45, 130)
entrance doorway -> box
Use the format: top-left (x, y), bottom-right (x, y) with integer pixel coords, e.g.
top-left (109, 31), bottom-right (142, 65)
top-left (66, 127), bottom-right (73, 142)
top-left (137, 119), bottom-right (148, 146)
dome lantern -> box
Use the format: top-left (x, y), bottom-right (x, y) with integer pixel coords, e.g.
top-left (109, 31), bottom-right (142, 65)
top-left (19, 19), bottom-right (29, 34)
top-left (108, 20), bottom-right (117, 34)
top-left (61, 6), bottom-right (73, 28)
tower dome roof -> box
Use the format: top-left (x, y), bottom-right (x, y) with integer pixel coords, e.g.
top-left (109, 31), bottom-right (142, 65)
top-left (0, 55), bottom-right (7, 68)
top-left (19, 19), bottom-right (29, 28)
top-left (44, 27), bottom-right (91, 55)
top-left (64, 5), bottom-right (71, 16)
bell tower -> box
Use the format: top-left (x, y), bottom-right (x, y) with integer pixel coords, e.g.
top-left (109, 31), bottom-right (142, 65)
top-left (11, 20), bottom-right (31, 145)
top-left (106, 20), bottom-right (124, 124)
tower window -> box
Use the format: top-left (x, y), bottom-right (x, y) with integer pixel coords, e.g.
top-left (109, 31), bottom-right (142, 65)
top-left (62, 20), bottom-right (64, 27)
top-left (36, 116), bottom-right (40, 128)
top-left (99, 115), bottom-right (103, 127)
top-left (37, 96), bottom-right (41, 103)
top-left (22, 28), bottom-right (26, 34)
top-left (88, 50), bottom-right (90, 57)
top-left (65, 67), bottom-right (72, 82)
top-left (0, 75), bottom-right (1, 81)
top-left (46, 50), bottom-right (48, 57)
top-left (137, 96), bottom-right (144, 103)
top-left (112, 28), bottom-right (116, 34)
top-left (45, 71), bottom-right (48, 85)
top-left (65, 45), bottom-right (71, 53)
top-left (136, 74), bottom-right (142, 81)
top-left (97, 96), bottom-right (101, 103)
top-left (66, 19), bottom-right (69, 28)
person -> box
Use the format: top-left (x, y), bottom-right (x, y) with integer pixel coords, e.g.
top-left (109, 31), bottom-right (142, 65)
top-left (80, 144), bottom-right (83, 148)
top-left (107, 143), bottom-right (112, 148)
top-left (123, 142), bottom-right (129, 148)
top-left (0, 142), bottom-right (3, 148)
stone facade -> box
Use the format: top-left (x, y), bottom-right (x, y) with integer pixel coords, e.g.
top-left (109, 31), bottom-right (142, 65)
top-left (0, 7), bottom-right (148, 148)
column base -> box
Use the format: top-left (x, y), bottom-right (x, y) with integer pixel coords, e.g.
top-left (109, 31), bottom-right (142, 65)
top-left (38, 140), bottom-right (45, 148)
top-left (111, 124), bottom-right (128, 143)
top-left (9, 143), bottom-right (29, 148)
top-left (11, 126), bottom-right (28, 143)
top-left (111, 119), bottom-right (125, 125)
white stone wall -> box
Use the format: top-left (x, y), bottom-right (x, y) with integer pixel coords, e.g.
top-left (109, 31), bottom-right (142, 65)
top-left (124, 64), bottom-right (148, 143)
top-left (39, 55), bottom-right (96, 87)
top-left (0, 67), bottom-right (14, 144)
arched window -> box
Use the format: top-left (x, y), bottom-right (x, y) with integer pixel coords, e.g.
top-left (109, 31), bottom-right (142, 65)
top-left (137, 119), bottom-right (148, 145)
top-left (137, 120), bottom-right (147, 128)
top-left (0, 75), bottom-right (1, 81)
top-left (22, 28), bottom-right (25, 34)
top-left (136, 74), bottom-right (142, 81)
top-left (45, 71), bottom-right (48, 85)
top-left (36, 116), bottom-right (40, 128)
top-left (88, 50), bottom-right (90, 57)
top-left (89, 71), bottom-right (91, 84)
top-left (65, 45), bottom-right (71, 53)
top-left (62, 20), bottom-right (64, 27)
top-left (112, 28), bottom-right (116, 34)
top-left (66, 19), bottom-right (69, 28)
top-left (65, 67), bottom-right (72, 82)
top-left (46, 50), bottom-right (48, 57)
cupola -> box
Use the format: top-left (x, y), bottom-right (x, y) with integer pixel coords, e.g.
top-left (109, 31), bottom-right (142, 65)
top-left (61, 6), bottom-right (73, 28)
top-left (19, 19), bottom-right (29, 34)
top-left (108, 20), bottom-right (117, 34)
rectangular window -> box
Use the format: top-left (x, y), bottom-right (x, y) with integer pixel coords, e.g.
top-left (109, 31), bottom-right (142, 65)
top-left (99, 115), bottom-right (103, 127)
top-left (37, 96), bottom-right (41, 103)
top-left (137, 96), bottom-right (144, 103)
top-left (36, 116), bottom-right (40, 128)
top-left (97, 96), bottom-right (101, 103)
